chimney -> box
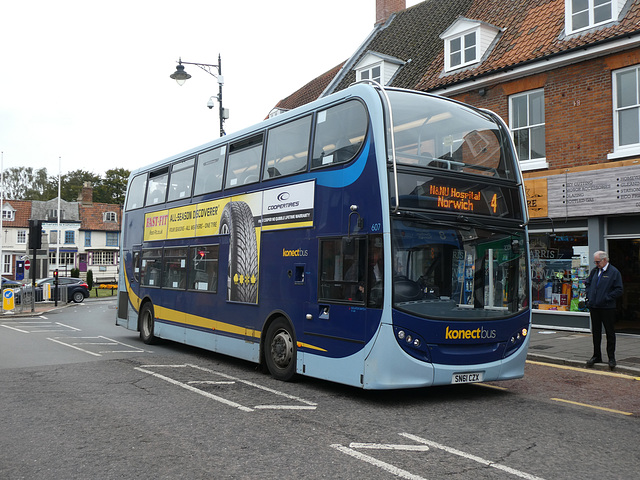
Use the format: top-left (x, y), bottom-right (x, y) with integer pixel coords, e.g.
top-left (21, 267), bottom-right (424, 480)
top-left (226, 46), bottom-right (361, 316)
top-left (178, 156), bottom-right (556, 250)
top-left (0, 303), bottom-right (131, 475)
top-left (79, 181), bottom-right (93, 205)
top-left (376, 0), bottom-right (406, 25)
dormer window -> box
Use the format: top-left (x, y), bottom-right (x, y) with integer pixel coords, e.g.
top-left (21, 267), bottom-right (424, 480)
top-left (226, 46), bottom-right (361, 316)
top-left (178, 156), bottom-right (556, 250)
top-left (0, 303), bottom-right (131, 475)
top-left (354, 51), bottom-right (403, 86)
top-left (449, 32), bottom-right (477, 69)
top-left (104, 211), bottom-right (117, 222)
top-left (1, 205), bottom-right (15, 221)
top-left (359, 65), bottom-right (381, 84)
top-left (440, 18), bottom-right (500, 73)
top-left (565, 0), bottom-right (623, 35)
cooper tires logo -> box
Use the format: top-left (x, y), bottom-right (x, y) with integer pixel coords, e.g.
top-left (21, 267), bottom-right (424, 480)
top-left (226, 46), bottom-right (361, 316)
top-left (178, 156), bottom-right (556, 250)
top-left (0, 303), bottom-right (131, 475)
top-left (277, 192), bottom-right (290, 201)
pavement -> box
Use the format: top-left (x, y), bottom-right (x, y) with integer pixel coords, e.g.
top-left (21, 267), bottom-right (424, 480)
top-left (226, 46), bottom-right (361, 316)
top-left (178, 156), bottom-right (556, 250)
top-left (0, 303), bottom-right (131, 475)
top-left (3, 299), bottom-right (640, 377)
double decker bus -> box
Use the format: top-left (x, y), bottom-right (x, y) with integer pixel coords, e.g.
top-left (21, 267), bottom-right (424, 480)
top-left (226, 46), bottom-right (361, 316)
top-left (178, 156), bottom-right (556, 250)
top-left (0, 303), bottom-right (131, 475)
top-left (116, 83), bottom-right (530, 389)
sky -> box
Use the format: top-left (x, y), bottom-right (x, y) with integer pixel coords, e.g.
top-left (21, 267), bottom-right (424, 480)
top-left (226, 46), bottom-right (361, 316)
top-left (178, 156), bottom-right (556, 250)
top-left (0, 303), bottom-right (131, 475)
top-left (1, 0), bottom-right (421, 179)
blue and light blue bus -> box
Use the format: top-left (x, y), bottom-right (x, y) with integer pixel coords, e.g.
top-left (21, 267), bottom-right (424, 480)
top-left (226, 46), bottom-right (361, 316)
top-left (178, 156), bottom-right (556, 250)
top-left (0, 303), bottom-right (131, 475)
top-left (116, 83), bottom-right (530, 389)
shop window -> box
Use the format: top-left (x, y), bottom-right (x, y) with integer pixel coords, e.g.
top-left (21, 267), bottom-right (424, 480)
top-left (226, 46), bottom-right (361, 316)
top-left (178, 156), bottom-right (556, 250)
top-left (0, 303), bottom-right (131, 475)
top-left (530, 232), bottom-right (589, 311)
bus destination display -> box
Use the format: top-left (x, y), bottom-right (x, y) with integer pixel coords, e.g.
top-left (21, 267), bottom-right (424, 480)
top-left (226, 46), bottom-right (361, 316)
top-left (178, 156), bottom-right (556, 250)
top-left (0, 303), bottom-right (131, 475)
top-left (394, 172), bottom-right (520, 218)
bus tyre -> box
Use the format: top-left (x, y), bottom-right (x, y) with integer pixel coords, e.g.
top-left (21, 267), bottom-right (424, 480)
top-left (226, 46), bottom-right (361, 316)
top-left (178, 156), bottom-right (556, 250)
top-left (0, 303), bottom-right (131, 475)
top-left (264, 318), bottom-right (296, 381)
top-left (139, 303), bottom-right (157, 345)
top-left (219, 201), bottom-right (258, 303)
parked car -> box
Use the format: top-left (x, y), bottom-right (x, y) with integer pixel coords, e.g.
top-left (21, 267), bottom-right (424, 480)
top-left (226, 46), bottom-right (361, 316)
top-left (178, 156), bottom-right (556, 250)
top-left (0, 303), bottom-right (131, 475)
top-left (1, 276), bottom-right (22, 289)
top-left (18, 277), bottom-right (90, 303)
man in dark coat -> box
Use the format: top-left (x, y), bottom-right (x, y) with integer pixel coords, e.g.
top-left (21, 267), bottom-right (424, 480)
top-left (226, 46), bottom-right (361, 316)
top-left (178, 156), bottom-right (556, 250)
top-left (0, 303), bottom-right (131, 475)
top-left (584, 250), bottom-right (623, 370)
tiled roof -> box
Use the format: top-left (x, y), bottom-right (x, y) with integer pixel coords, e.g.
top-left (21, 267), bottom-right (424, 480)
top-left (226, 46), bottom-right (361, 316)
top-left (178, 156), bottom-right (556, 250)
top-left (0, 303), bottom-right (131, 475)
top-left (2, 200), bottom-right (32, 228)
top-left (416, 0), bottom-right (640, 90)
top-left (273, 62), bottom-right (345, 112)
top-left (78, 203), bottom-right (122, 231)
top-left (276, 0), bottom-right (640, 108)
top-left (334, 0), bottom-right (475, 92)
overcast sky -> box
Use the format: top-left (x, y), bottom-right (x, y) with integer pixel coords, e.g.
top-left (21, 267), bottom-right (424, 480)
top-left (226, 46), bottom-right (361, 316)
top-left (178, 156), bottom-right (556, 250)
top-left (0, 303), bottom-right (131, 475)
top-left (1, 0), bottom-right (421, 179)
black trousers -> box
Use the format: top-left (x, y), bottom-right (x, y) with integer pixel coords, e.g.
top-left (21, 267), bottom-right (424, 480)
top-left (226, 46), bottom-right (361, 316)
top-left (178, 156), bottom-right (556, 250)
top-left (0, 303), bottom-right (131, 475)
top-left (590, 308), bottom-right (616, 360)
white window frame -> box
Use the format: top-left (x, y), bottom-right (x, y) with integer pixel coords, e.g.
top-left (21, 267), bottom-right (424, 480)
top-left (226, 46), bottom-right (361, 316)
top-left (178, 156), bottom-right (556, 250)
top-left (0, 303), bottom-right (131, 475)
top-left (446, 30), bottom-right (478, 71)
top-left (93, 251), bottom-right (115, 265)
top-left (610, 64), bottom-right (640, 159)
top-left (565, 0), bottom-right (614, 35)
top-left (1, 208), bottom-right (14, 221)
top-left (358, 64), bottom-right (382, 84)
top-left (2, 254), bottom-right (11, 275)
top-left (509, 89), bottom-right (548, 171)
top-left (103, 211), bottom-right (117, 222)
top-left (17, 230), bottom-right (26, 244)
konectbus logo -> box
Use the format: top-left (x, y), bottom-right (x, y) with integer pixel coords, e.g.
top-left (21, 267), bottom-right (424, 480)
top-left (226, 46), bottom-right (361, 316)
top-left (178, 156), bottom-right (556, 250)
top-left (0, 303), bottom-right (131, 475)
top-left (282, 248), bottom-right (308, 257)
top-left (445, 326), bottom-right (497, 340)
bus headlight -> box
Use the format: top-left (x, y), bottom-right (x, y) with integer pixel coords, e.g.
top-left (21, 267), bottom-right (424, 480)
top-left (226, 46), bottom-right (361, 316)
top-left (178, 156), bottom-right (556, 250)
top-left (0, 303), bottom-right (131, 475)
top-left (394, 326), bottom-right (430, 362)
top-left (504, 326), bottom-right (529, 358)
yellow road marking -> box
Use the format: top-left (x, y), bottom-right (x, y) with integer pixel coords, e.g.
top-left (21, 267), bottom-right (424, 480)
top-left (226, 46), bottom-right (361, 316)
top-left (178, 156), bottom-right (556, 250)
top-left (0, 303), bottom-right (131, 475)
top-left (526, 360), bottom-right (640, 380)
top-left (551, 398), bottom-right (633, 416)
top-left (476, 383), bottom-right (508, 391)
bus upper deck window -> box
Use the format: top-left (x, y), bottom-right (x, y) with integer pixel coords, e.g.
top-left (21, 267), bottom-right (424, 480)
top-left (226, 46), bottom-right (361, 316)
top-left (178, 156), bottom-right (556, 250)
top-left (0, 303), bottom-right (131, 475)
top-left (225, 134), bottom-right (263, 188)
top-left (145, 168), bottom-right (169, 206)
top-left (167, 158), bottom-right (195, 202)
top-left (312, 100), bottom-right (368, 169)
top-left (194, 146), bottom-right (226, 196)
top-left (263, 115), bottom-right (312, 179)
top-left (125, 174), bottom-right (148, 210)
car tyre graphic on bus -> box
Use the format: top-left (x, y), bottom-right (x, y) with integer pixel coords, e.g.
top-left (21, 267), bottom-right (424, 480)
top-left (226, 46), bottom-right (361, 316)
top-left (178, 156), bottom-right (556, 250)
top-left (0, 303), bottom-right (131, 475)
top-left (219, 201), bottom-right (258, 303)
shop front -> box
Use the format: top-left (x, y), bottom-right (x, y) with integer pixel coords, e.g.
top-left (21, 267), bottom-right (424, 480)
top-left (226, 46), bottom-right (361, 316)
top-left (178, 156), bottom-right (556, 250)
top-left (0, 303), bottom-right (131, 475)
top-left (524, 159), bottom-right (640, 333)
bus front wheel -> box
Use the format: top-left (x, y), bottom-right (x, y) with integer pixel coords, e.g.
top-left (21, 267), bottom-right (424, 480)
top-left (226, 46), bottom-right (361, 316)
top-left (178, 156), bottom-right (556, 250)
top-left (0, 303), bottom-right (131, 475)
top-left (139, 303), bottom-right (157, 345)
top-left (264, 318), bottom-right (296, 381)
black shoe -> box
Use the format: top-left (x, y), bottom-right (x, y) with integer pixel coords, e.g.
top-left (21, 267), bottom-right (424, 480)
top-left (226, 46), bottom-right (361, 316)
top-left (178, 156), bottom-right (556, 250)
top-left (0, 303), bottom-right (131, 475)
top-left (609, 359), bottom-right (616, 370)
top-left (586, 356), bottom-right (601, 367)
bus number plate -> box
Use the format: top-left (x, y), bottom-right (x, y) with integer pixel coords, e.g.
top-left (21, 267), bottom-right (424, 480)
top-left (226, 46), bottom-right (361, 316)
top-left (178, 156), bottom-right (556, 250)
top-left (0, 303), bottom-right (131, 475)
top-left (452, 372), bottom-right (483, 384)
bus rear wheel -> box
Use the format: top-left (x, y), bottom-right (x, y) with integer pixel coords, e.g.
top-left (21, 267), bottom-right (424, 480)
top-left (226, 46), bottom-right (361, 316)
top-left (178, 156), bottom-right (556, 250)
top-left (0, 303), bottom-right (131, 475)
top-left (139, 303), bottom-right (157, 345)
top-left (264, 318), bottom-right (296, 381)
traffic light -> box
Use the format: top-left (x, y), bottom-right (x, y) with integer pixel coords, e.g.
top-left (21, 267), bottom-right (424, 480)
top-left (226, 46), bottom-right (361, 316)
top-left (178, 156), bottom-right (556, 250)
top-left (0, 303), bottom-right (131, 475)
top-left (53, 269), bottom-right (59, 284)
top-left (28, 219), bottom-right (42, 249)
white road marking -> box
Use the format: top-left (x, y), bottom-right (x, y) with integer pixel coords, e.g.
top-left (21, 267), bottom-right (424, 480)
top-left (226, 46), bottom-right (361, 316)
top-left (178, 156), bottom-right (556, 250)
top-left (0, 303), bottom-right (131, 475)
top-left (333, 433), bottom-right (547, 480)
top-left (400, 433), bottom-right (547, 480)
top-left (1, 324), bottom-right (30, 333)
top-left (349, 443), bottom-right (430, 451)
top-left (135, 366), bottom-right (254, 412)
top-left (137, 364), bottom-right (317, 411)
top-left (47, 336), bottom-right (147, 356)
top-left (331, 444), bottom-right (427, 480)
top-left (47, 337), bottom-right (102, 356)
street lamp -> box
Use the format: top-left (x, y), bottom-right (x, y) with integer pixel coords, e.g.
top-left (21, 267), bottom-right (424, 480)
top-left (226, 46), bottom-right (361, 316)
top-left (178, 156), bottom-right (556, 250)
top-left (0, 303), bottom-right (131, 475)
top-left (170, 54), bottom-right (228, 137)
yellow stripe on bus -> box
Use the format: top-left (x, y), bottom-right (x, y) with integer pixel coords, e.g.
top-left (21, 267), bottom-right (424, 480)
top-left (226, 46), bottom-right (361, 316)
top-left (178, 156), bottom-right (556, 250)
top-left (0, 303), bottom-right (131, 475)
top-left (125, 272), bottom-right (326, 351)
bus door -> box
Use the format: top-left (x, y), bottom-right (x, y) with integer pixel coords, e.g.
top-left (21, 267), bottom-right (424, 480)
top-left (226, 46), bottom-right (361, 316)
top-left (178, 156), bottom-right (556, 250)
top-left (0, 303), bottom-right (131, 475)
top-left (312, 236), bottom-right (371, 346)
top-left (117, 245), bottom-right (141, 330)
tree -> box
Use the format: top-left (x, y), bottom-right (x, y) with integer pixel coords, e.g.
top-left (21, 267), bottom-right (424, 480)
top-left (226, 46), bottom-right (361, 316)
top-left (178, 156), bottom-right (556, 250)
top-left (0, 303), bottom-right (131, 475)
top-left (2, 167), bottom-right (56, 200)
top-left (94, 168), bottom-right (130, 204)
top-left (60, 170), bottom-right (102, 202)
top-left (3, 166), bottom-right (130, 205)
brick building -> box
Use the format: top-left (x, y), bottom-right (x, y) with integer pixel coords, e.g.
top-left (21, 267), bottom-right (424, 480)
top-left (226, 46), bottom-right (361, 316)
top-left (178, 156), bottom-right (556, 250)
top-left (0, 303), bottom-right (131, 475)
top-left (272, 0), bottom-right (640, 332)
top-left (0, 183), bottom-right (122, 282)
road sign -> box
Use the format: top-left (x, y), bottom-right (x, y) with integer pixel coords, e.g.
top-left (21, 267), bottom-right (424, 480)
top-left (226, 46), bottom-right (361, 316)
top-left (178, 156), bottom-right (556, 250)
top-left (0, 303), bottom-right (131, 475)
top-left (24, 259), bottom-right (31, 270)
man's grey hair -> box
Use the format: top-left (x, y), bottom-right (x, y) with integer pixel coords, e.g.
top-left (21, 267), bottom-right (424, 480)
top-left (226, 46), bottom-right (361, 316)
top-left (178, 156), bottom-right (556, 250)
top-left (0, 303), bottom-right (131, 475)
top-left (594, 250), bottom-right (608, 261)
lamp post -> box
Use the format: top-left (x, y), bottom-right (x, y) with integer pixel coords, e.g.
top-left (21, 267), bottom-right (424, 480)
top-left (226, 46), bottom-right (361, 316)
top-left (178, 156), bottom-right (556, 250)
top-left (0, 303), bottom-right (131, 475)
top-left (170, 54), bottom-right (227, 137)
